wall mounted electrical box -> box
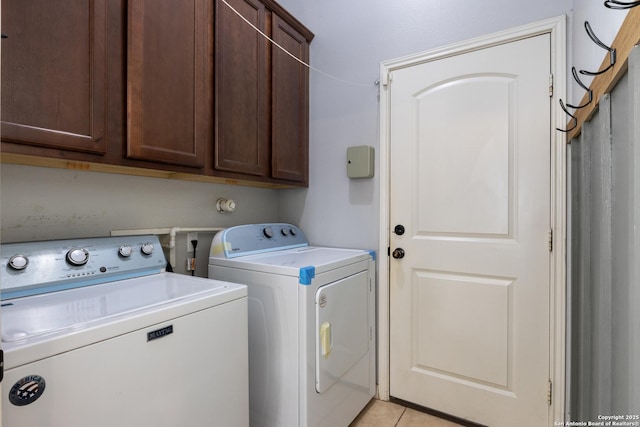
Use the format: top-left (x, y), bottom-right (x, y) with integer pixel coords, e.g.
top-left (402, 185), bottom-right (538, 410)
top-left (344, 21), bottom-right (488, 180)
top-left (346, 145), bottom-right (375, 179)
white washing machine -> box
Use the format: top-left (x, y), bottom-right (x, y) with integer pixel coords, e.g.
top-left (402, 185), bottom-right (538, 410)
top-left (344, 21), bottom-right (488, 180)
top-left (1, 235), bottom-right (249, 427)
top-left (208, 223), bottom-right (376, 427)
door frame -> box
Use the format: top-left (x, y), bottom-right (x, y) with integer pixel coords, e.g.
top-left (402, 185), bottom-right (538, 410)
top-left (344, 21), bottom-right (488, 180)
top-left (377, 16), bottom-right (567, 424)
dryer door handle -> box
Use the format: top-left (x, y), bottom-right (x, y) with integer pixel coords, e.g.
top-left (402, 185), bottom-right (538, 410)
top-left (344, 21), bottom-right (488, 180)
top-left (320, 322), bottom-right (332, 359)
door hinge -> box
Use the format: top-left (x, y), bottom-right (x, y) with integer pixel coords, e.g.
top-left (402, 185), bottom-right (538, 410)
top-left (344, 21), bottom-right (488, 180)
top-left (548, 229), bottom-right (553, 252)
top-left (549, 74), bottom-right (554, 97)
top-left (547, 380), bottom-right (553, 405)
top-left (382, 71), bottom-right (392, 87)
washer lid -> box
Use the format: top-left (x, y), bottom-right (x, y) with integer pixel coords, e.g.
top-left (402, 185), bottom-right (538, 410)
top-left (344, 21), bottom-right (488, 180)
top-left (210, 246), bottom-right (373, 279)
top-left (1, 272), bottom-right (245, 344)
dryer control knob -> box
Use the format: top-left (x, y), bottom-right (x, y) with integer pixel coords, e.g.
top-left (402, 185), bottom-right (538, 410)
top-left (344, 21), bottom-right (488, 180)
top-left (263, 227), bottom-right (274, 238)
top-left (8, 254), bottom-right (29, 270)
top-left (141, 243), bottom-right (154, 256)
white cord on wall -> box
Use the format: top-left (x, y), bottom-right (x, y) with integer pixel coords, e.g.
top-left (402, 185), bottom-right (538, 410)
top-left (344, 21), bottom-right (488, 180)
top-left (219, 0), bottom-right (373, 88)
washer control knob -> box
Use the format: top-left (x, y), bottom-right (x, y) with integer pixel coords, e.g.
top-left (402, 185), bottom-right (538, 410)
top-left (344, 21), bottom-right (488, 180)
top-left (263, 227), bottom-right (274, 238)
top-left (8, 254), bottom-right (29, 270)
top-left (281, 228), bottom-right (289, 236)
top-left (66, 248), bottom-right (89, 266)
top-left (141, 243), bottom-right (154, 256)
top-left (119, 245), bottom-right (133, 257)
top-left (289, 228), bottom-right (297, 236)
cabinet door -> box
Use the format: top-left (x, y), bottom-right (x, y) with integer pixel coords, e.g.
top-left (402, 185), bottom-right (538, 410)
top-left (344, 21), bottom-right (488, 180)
top-left (214, 0), bottom-right (269, 176)
top-left (127, 0), bottom-right (212, 168)
top-left (1, 0), bottom-right (108, 154)
top-left (271, 14), bottom-right (309, 184)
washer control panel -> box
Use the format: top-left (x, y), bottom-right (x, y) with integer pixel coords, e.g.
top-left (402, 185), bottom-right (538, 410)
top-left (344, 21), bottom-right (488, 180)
top-left (1, 235), bottom-right (166, 299)
top-left (210, 223), bottom-right (308, 258)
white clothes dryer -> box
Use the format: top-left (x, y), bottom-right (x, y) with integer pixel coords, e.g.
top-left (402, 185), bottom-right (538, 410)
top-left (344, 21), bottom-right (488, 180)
top-left (208, 223), bottom-right (376, 427)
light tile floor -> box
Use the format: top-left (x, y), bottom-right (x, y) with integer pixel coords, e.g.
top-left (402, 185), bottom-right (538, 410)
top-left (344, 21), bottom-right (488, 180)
top-left (350, 399), bottom-right (465, 427)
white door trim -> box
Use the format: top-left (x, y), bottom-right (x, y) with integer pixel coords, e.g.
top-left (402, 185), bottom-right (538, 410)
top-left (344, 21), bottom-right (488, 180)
top-left (377, 15), bottom-right (567, 424)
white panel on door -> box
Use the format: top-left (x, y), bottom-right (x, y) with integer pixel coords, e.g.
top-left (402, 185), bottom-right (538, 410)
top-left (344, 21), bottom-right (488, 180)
top-left (414, 270), bottom-right (513, 388)
top-left (416, 76), bottom-right (514, 238)
top-left (315, 271), bottom-right (369, 393)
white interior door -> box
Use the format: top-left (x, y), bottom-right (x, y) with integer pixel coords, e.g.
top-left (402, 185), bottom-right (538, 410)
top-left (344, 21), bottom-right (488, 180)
top-left (389, 34), bottom-right (552, 426)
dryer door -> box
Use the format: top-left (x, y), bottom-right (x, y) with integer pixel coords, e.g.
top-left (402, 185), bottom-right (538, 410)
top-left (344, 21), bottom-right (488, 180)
top-left (315, 271), bottom-right (369, 393)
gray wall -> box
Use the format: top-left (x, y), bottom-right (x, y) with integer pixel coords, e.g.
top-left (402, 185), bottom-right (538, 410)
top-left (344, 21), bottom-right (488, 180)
top-left (0, 163), bottom-right (279, 250)
top-left (2, 0), bottom-right (626, 252)
top-left (569, 46), bottom-right (640, 421)
top-left (275, 0), bottom-right (625, 251)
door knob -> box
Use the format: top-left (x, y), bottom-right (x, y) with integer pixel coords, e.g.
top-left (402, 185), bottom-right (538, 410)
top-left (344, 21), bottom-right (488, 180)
top-left (392, 248), bottom-right (405, 259)
top-left (393, 224), bottom-right (405, 235)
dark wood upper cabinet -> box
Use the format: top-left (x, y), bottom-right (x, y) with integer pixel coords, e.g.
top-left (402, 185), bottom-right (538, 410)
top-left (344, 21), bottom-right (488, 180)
top-left (215, 0), bottom-right (313, 185)
top-left (271, 14), bottom-right (310, 184)
top-left (214, 0), bottom-right (270, 176)
top-left (1, 0), bottom-right (108, 154)
top-left (127, 0), bottom-right (213, 168)
top-left (1, 0), bottom-right (312, 187)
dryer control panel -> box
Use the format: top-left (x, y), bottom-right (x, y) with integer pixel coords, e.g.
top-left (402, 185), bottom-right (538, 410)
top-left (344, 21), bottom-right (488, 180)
top-left (210, 223), bottom-right (308, 258)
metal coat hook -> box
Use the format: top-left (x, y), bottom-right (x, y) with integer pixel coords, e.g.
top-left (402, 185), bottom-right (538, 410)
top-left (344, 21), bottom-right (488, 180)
top-left (567, 67), bottom-right (594, 109)
top-left (604, 0), bottom-right (640, 9)
top-left (557, 99), bottom-right (578, 133)
top-left (580, 21), bottom-right (616, 76)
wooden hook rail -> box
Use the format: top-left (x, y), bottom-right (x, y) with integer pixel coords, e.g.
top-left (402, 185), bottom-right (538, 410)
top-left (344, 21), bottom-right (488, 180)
top-left (565, 6), bottom-right (640, 141)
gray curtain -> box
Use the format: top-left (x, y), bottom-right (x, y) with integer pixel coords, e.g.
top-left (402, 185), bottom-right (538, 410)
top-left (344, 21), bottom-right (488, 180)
top-left (569, 45), bottom-right (640, 421)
